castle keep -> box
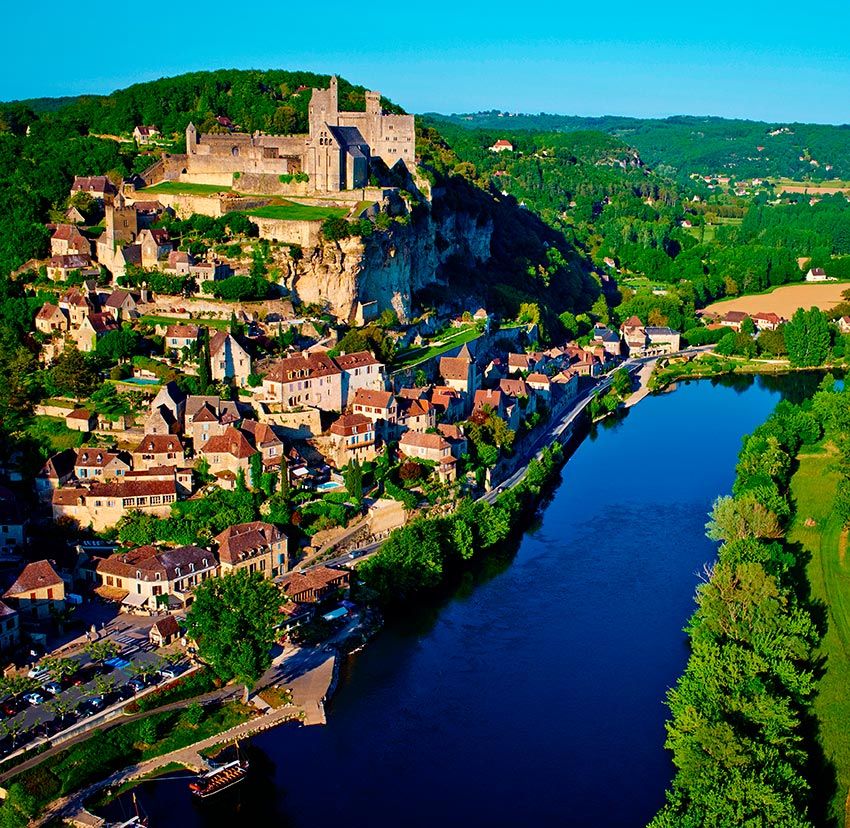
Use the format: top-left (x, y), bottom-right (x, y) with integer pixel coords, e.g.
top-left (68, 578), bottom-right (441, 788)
top-left (182, 77), bottom-right (415, 192)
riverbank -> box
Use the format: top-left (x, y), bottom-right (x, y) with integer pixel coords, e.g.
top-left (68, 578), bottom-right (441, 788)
top-left (789, 445), bottom-right (850, 826)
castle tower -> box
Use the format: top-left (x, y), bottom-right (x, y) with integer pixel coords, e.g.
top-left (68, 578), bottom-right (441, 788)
top-left (308, 77), bottom-right (340, 138)
top-left (186, 122), bottom-right (197, 155)
top-left (105, 196), bottom-right (138, 245)
top-left (365, 91), bottom-right (381, 117)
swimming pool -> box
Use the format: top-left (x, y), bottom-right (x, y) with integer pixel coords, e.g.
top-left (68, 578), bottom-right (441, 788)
top-left (316, 481), bottom-right (343, 491)
top-left (120, 377), bottom-right (161, 386)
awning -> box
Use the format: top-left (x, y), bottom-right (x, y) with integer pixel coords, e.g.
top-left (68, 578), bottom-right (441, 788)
top-left (292, 467), bottom-right (309, 477)
top-left (121, 592), bottom-right (148, 608)
top-left (322, 607), bottom-right (348, 622)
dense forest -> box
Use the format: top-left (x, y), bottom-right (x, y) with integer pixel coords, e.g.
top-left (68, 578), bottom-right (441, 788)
top-left (429, 111), bottom-right (850, 182)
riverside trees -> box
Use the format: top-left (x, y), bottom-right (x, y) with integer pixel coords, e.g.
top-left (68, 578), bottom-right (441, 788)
top-left (651, 394), bottom-right (833, 827)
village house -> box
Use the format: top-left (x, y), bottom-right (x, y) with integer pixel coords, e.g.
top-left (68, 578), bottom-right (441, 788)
top-left (240, 420), bottom-right (284, 470)
top-left (50, 224), bottom-right (91, 257)
top-left (398, 431), bottom-right (458, 483)
top-left (333, 351), bottom-right (387, 408)
top-left (145, 382), bottom-right (186, 435)
top-left (36, 449), bottom-right (76, 502)
top-left (0, 602), bottom-right (20, 652)
top-left (439, 345), bottom-right (479, 412)
top-left (35, 303), bottom-right (69, 336)
top-left (351, 388), bottom-right (398, 439)
top-left (103, 289), bottom-right (139, 321)
top-left (149, 614), bottom-right (180, 647)
top-left (526, 372), bottom-right (552, 402)
top-left (261, 352), bottom-right (343, 412)
top-left (165, 324), bottom-right (200, 353)
top-left (490, 139), bottom-right (514, 152)
top-left (327, 413), bottom-right (378, 467)
top-left (397, 396), bottom-right (436, 435)
top-left (74, 447), bottom-right (131, 481)
top-left (75, 312), bottom-right (120, 353)
top-left (52, 478), bottom-right (178, 532)
top-left (0, 487), bottom-right (26, 560)
top-left (133, 125), bottom-right (160, 144)
top-left (593, 326), bottom-right (623, 357)
top-left (838, 316), bottom-right (850, 335)
top-left (138, 228), bottom-right (172, 269)
top-left (47, 254), bottom-right (99, 282)
top-left (96, 545), bottom-right (217, 613)
top-left (58, 288), bottom-right (94, 328)
top-left (436, 423), bottom-right (468, 459)
top-left (430, 386), bottom-right (466, 422)
top-left (183, 395), bottom-right (240, 446)
top-left (71, 176), bottom-right (116, 202)
top-left (619, 316), bottom-right (648, 355)
top-left (3, 560), bottom-right (66, 622)
top-left (719, 310), bottom-right (749, 332)
top-left (751, 312), bottom-right (783, 332)
top-left (65, 409), bottom-right (97, 433)
top-left (165, 250), bottom-right (193, 275)
top-left (214, 521), bottom-right (289, 577)
top-left (644, 327), bottom-right (682, 353)
top-left (198, 426), bottom-right (258, 485)
top-left (210, 331), bottom-right (252, 387)
top-left (131, 434), bottom-right (185, 470)
top-left (279, 566), bottom-right (350, 604)
top-left (806, 267), bottom-right (833, 282)
top-left (190, 260), bottom-right (232, 290)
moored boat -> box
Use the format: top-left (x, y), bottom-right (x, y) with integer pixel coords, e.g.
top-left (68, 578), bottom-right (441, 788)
top-left (188, 757), bottom-right (249, 799)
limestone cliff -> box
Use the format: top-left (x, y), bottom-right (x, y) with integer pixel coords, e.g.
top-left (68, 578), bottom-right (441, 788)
top-left (283, 202), bottom-right (493, 323)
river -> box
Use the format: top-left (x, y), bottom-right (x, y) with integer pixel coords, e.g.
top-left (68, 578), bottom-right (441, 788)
top-left (103, 373), bottom-right (825, 828)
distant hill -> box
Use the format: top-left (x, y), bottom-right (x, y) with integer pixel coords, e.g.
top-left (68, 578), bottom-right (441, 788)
top-left (428, 111), bottom-right (850, 182)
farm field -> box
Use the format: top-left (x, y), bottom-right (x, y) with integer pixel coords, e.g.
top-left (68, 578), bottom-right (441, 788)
top-left (776, 178), bottom-right (850, 195)
top-left (704, 281), bottom-right (850, 317)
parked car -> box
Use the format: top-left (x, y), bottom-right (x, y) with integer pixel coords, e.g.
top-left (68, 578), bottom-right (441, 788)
top-left (27, 667), bottom-right (49, 682)
top-left (1, 697), bottom-right (23, 716)
top-left (23, 692), bottom-right (45, 705)
top-left (71, 663), bottom-right (111, 687)
top-left (42, 681), bottom-right (63, 696)
top-left (127, 677), bottom-right (148, 693)
top-left (77, 696), bottom-right (105, 716)
top-left (158, 664), bottom-right (187, 680)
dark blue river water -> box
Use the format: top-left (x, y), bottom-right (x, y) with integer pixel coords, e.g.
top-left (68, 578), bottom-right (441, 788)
top-left (105, 374), bottom-right (823, 828)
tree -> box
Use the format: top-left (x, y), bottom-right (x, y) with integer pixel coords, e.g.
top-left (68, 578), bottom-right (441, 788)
top-left (249, 452), bottom-right (263, 491)
top-left (186, 570), bottom-right (281, 688)
top-left (85, 640), bottom-right (119, 663)
top-left (612, 367), bottom-right (632, 398)
top-left (343, 458), bottom-right (363, 504)
top-left (197, 328), bottom-right (212, 391)
top-left (50, 344), bottom-right (100, 396)
top-left (95, 326), bottom-right (138, 363)
top-left (41, 656), bottom-right (78, 682)
top-left (784, 306), bottom-right (830, 367)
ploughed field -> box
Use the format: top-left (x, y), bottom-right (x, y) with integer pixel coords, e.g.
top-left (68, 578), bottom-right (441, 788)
top-left (705, 282), bottom-right (850, 317)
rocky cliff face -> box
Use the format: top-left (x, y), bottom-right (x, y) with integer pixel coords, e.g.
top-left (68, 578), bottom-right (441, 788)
top-left (283, 201), bottom-right (493, 323)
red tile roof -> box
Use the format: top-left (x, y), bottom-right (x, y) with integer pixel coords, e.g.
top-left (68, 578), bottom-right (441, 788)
top-left (4, 560), bottom-right (63, 596)
top-left (333, 351), bottom-right (382, 370)
top-left (201, 427), bottom-right (257, 460)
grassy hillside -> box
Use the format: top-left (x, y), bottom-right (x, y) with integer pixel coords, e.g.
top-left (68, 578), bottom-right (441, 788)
top-left (430, 111), bottom-right (850, 182)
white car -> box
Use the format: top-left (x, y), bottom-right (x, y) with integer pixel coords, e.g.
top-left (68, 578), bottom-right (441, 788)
top-left (23, 692), bottom-right (45, 705)
top-left (27, 667), bottom-right (49, 681)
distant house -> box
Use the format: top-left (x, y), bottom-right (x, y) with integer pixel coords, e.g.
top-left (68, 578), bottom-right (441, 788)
top-left (806, 267), bottom-right (834, 282)
top-left (619, 315), bottom-right (648, 355)
top-left (279, 566), bottom-right (349, 604)
top-left (327, 413), bottom-right (378, 467)
top-left (489, 139), bottom-right (514, 152)
top-left (397, 396), bottom-right (436, 435)
top-left (351, 389), bottom-right (398, 439)
top-left (166, 250), bottom-right (193, 275)
top-left (70, 176), bottom-right (117, 202)
top-left (75, 312), bottom-right (120, 352)
top-left (439, 344), bottom-right (479, 411)
top-left (36, 449), bottom-right (77, 502)
top-left (47, 254), bottom-right (99, 282)
top-left (65, 409), bottom-right (97, 433)
top-left (838, 316), bottom-right (850, 335)
top-left (165, 324), bottom-right (200, 353)
top-left (103, 289), bottom-right (139, 321)
top-left (398, 431), bottom-right (457, 483)
top-left (198, 426), bottom-right (258, 484)
top-left (184, 395), bottom-right (240, 447)
top-left (133, 125), bottom-right (160, 144)
top-left (131, 434), bottom-right (185, 470)
top-left (145, 382), bottom-right (186, 435)
top-left (240, 420), bottom-right (284, 471)
top-left (138, 228), bottom-right (172, 269)
top-left (3, 560), bottom-right (65, 622)
top-left (645, 327), bottom-right (682, 353)
top-left (214, 521), bottom-right (289, 577)
top-left (751, 312), bottom-right (783, 332)
top-left (719, 310), bottom-right (749, 332)
top-left (35, 303), bottom-right (69, 335)
top-left (333, 351), bottom-right (386, 408)
top-left (149, 614), bottom-right (180, 646)
top-left (210, 331), bottom-right (252, 387)
top-left (260, 352), bottom-right (342, 411)
top-left (74, 447), bottom-right (131, 481)
top-left (50, 224), bottom-right (91, 257)
top-left (0, 602), bottom-right (20, 651)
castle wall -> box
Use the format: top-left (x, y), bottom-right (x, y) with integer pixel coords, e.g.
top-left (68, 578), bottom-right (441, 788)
top-left (233, 173), bottom-right (311, 198)
top-left (252, 217), bottom-right (322, 247)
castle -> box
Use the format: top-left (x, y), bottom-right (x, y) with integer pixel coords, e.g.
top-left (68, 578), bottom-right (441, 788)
top-left (182, 78), bottom-right (415, 192)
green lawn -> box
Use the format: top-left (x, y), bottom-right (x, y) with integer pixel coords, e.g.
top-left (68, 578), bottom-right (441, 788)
top-left (392, 325), bottom-right (482, 371)
top-left (141, 181), bottom-right (233, 196)
top-left (25, 416), bottom-right (85, 453)
top-left (788, 449), bottom-right (850, 825)
top-left (242, 202), bottom-right (347, 222)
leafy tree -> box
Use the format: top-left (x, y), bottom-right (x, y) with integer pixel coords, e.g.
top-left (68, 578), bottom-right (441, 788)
top-left (343, 457), bottom-right (363, 504)
top-left (85, 639), bottom-right (119, 663)
top-left (197, 328), bottom-right (212, 391)
top-left (784, 307), bottom-right (830, 367)
top-left (186, 570), bottom-right (281, 687)
top-left (50, 344), bottom-right (100, 396)
top-left (41, 656), bottom-right (78, 682)
top-left (95, 326), bottom-right (138, 363)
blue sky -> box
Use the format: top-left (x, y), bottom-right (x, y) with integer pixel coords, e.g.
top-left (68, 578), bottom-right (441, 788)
top-left (4, 0), bottom-right (850, 123)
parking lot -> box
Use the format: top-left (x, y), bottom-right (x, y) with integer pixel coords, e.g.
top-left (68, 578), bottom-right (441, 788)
top-left (0, 614), bottom-right (189, 758)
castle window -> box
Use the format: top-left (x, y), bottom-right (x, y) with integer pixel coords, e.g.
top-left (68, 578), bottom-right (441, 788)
top-left (231, 146), bottom-right (239, 157)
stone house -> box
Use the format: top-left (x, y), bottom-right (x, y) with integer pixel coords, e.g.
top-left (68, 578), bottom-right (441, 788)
top-left (436, 423), bottom-right (468, 459)
top-left (184, 395), bottom-right (240, 447)
top-left (838, 316), bottom-right (850, 335)
top-left (47, 254), bottom-right (99, 282)
top-left (239, 420), bottom-right (284, 471)
top-left (333, 351), bottom-right (386, 408)
top-left (75, 312), bottom-right (120, 353)
top-left (327, 413), bottom-right (378, 467)
top-left (74, 448), bottom-right (131, 481)
top-left (103, 289), bottom-right (139, 321)
top-left (3, 560), bottom-right (66, 622)
top-left (65, 409), bottom-right (97, 433)
top-left (35, 303), bottom-right (70, 335)
top-left (430, 386), bottom-right (465, 422)
top-left (52, 478), bottom-right (178, 531)
top-left (351, 388), bottom-right (398, 439)
top-left (439, 345), bottom-right (479, 413)
top-left (398, 431), bottom-right (457, 483)
top-left (149, 614), bottom-right (180, 646)
top-left (71, 175), bottom-right (116, 202)
top-left (0, 602), bottom-right (20, 651)
top-left (132, 434), bottom-right (185, 470)
top-left (166, 250), bottom-right (193, 275)
top-left (50, 224), bottom-right (91, 257)
top-left (526, 372), bottom-right (552, 402)
top-left (198, 426), bottom-right (257, 483)
top-left (58, 288), bottom-right (94, 328)
top-left (261, 352), bottom-right (342, 412)
top-left (751, 312), bottom-right (783, 332)
top-left (96, 545), bottom-right (217, 613)
top-left (396, 397), bottom-right (436, 435)
top-left (165, 324), bottom-right (200, 354)
top-left (145, 382), bottom-right (186, 435)
top-left (279, 566), bottom-right (350, 604)
top-left (719, 311), bottom-right (748, 332)
top-left (35, 449), bottom-right (77, 502)
top-left (214, 521), bottom-right (289, 577)
top-left (210, 331), bottom-right (252, 387)
top-left (133, 125), bottom-right (160, 144)
top-left (138, 228), bottom-right (172, 269)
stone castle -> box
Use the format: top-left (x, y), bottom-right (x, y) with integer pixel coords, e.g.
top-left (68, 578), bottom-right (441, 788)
top-left (182, 77), bottom-right (415, 192)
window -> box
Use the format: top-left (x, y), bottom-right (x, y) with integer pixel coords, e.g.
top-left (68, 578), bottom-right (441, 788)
top-left (47, 588), bottom-right (53, 600)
